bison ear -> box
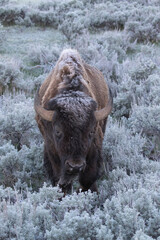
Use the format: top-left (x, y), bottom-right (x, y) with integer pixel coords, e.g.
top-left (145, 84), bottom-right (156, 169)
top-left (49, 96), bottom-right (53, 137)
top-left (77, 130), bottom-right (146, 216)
top-left (47, 98), bottom-right (58, 111)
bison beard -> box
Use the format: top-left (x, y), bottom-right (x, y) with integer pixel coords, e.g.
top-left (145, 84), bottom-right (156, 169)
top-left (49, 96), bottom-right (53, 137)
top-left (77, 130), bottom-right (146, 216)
top-left (34, 49), bottom-right (112, 194)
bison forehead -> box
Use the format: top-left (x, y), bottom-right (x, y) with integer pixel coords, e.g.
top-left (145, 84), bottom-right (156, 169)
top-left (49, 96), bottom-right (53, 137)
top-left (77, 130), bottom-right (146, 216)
top-left (54, 91), bottom-right (97, 125)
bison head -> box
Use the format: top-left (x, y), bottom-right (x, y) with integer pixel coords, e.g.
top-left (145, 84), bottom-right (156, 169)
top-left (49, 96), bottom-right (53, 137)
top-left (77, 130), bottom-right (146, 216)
top-left (47, 91), bottom-right (96, 175)
top-left (35, 89), bottom-right (112, 188)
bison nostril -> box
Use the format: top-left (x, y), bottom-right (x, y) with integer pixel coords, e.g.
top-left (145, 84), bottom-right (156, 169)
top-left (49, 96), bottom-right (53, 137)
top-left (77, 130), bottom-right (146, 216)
top-left (66, 161), bottom-right (73, 168)
top-left (65, 161), bottom-right (73, 172)
top-left (65, 160), bottom-right (86, 173)
top-left (69, 167), bottom-right (73, 172)
top-left (79, 167), bottom-right (83, 172)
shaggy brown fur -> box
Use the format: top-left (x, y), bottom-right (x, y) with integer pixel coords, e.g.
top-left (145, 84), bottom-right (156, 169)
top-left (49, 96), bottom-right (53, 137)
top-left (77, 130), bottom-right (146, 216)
top-left (39, 49), bottom-right (108, 108)
top-left (35, 49), bottom-right (112, 194)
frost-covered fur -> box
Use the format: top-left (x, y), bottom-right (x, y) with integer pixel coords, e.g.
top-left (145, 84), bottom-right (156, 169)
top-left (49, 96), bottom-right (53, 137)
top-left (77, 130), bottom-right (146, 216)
top-left (40, 49), bottom-right (95, 106)
top-left (56, 49), bottom-right (84, 85)
top-left (39, 48), bottom-right (109, 110)
top-left (48, 91), bottom-right (97, 127)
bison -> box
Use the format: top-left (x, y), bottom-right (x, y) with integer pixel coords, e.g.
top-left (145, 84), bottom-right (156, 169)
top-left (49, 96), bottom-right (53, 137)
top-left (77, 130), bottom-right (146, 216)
top-left (34, 49), bottom-right (112, 194)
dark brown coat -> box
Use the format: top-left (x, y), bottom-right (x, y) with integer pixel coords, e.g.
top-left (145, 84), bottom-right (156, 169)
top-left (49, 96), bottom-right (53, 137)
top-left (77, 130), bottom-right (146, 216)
top-left (34, 49), bottom-right (112, 193)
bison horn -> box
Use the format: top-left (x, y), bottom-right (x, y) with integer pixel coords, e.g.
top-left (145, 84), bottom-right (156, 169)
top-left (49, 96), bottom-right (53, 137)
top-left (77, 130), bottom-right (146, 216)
top-left (94, 89), bottom-right (113, 121)
top-left (34, 89), bottom-right (54, 122)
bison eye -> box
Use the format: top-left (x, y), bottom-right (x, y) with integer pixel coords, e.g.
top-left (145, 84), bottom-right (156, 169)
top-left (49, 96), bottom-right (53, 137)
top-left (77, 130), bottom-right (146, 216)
top-left (54, 126), bottom-right (62, 138)
top-left (89, 131), bottom-right (94, 138)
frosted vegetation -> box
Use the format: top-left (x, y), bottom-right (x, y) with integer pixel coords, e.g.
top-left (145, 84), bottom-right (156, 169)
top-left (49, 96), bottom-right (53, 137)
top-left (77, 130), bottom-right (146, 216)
top-left (0, 0), bottom-right (160, 239)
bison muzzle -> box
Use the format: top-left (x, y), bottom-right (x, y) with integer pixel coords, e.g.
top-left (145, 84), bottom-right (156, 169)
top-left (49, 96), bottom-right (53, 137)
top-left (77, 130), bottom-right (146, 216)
top-left (34, 49), bottom-right (112, 194)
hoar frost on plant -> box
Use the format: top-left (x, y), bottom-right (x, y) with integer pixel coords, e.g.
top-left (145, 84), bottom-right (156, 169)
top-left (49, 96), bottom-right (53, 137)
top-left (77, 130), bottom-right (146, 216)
top-left (103, 117), bottom-right (147, 174)
top-left (0, 92), bottom-right (45, 189)
top-left (0, 93), bottom-right (37, 146)
top-left (0, 60), bottom-right (22, 92)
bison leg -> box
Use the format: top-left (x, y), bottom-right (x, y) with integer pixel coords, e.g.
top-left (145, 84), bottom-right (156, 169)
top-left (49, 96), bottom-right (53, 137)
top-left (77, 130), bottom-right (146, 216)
top-left (79, 163), bottom-right (100, 193)
top-left (90, 182), bottom-right (98, 192)
top-left (79, 169), bottom-right (98, 193)
top-left (77, 182), bottom-right (98, 193)
top-left (44, 151), bottom-right (56, 186)
top-left (44, 146), bottom-right (61, 186)
top-left (79, 148), bottom-right (103, 193)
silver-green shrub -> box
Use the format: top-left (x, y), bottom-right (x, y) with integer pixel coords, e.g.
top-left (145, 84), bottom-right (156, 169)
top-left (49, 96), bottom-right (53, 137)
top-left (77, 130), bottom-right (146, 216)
top-left (0, 176), bottom-right (159, 239)
top-left (0, 93), bottom-right (45, 189)
top-left (103, 118), bottom-right (147, 174)
top-left (125, 9), bottom-right (160, 43)
top-left (0, 60), bottom-right (22, 92)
